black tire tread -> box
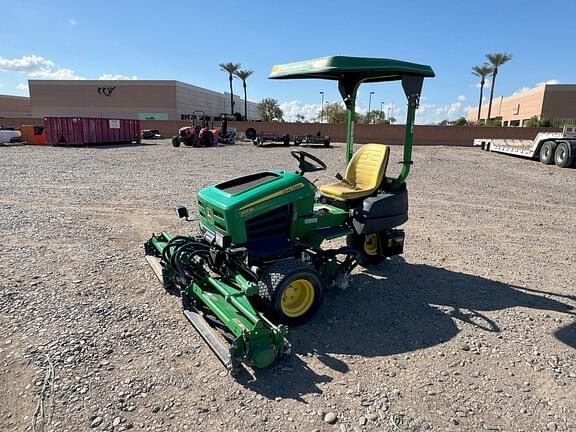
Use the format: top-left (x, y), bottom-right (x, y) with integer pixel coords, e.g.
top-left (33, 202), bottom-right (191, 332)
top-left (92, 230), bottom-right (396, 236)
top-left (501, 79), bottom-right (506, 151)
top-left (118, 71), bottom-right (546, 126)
top-left (346, 233), bottom-right (385, 267)
top-left (554, 141), bottom-right (573, 168)
top-left (257, 259), bottom-right (323, 326)
top-left (539, 141), bottom-right (556, 164)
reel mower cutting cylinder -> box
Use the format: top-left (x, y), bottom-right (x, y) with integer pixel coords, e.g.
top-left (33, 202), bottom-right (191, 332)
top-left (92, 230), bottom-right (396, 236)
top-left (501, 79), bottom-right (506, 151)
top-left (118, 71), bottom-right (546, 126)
top-left (145, 232), bottom-right (289, 372)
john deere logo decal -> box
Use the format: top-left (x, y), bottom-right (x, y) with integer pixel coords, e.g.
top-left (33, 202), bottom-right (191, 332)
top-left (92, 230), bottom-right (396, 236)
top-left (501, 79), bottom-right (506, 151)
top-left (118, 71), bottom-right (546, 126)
top-left (98, 86), bottom-right (116, 96)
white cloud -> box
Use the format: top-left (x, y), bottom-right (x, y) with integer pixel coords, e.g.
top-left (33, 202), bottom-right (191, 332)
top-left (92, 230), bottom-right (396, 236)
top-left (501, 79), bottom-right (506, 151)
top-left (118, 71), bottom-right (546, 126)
top-left (30, 68), bottom-right (85, 80)
top-left (69, 18), bottom-right (78, 25)
top-left (473, 79), bottom-right (491, 89)
top-left (0, 55), bottom-right (55, 74)
top-left (536, 79), bottom-right (560, 86)
top-left (415, 97), bottom-right (473, 125)
top-left (0, 54), bottom-right (85, 80)
top-left (279, 100), bottom-right (323, 122)
top-left (16, 83), bottom-right (27, 90)
top-left (512, 79), bottom-right (561, 96)
top-left (98, 73), bottom-right (138, 80)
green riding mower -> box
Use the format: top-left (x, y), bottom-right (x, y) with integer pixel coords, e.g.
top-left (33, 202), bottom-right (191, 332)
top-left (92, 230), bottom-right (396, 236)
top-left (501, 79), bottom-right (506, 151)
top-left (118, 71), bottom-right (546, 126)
top-left (145, 56), bottom-right (434, 373)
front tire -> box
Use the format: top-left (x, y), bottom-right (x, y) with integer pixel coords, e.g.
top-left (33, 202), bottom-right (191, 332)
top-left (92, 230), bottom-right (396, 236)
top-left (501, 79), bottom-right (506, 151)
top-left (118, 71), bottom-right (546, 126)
top-left (346, 233), bottom-right (385, 267)
top-left (171, 136), bottom-right (180, 147)
top-left (258, 260), bottom-right (323, 326)
top-left (539, 141), bottom-right (556, 164)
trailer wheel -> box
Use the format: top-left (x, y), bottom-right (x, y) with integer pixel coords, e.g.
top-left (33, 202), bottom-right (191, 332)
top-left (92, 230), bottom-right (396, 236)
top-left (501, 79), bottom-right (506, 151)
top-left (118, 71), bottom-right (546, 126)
top-left (171, 136), bottom-right (180, 147)
top-left (324, 137), bottom-right (331, 147)
top-left (258, 260), bottom-right (323, 326)
top-left (283, 135), bottom-right (290, 146)
top-left (539, 141), bottom-right (556, 164)
top-left (346, 233), bottom-right (385, 267)
top-left (554, 141), bottom-right (573, 168)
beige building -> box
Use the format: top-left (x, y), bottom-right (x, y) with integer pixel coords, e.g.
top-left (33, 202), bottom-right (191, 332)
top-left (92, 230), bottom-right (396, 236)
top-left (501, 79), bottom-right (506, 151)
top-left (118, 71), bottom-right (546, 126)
top-left (24, 80), bottom-right (258, 121)
top-left (468, 84), bottom-right (576, 127)
top-left (0, 95), bottom-right (32, 118)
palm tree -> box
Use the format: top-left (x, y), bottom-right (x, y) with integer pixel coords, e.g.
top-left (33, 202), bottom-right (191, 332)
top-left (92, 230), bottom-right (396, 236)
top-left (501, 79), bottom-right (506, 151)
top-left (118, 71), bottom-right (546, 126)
top-left (472, 64), bottom-right (492, 123)
top-left (219, 62), bottom-right (241, 116)
top-left (485, 53), bottom-right (512, 122)
top-left (233, 69), bottom-right (254, 121)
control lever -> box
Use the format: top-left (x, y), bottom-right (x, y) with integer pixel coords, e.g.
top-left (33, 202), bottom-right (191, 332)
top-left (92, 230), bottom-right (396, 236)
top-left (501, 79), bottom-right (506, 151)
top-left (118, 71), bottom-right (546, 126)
top-left (335, 173), bottom-right (354, 187)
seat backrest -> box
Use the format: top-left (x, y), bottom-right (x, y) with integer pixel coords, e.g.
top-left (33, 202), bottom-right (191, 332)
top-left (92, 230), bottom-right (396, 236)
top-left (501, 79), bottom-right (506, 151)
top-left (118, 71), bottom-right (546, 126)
top-left (345, 144), bottom-right (390, 190)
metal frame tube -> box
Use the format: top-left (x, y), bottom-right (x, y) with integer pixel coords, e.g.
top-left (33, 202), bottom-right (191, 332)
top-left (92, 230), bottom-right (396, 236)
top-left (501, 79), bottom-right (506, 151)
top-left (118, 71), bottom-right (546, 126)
top-left (390, 101), bottom-right (416, 190)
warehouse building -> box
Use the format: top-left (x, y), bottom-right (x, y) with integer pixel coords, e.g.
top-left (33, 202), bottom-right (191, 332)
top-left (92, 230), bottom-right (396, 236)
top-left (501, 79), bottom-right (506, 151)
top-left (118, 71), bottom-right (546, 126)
top-left (0, 95), bottom-right (32, 118)
top-left (468, 84), bottom-right (576, 127)
top-left (0, 80), bottom-right (259, 121)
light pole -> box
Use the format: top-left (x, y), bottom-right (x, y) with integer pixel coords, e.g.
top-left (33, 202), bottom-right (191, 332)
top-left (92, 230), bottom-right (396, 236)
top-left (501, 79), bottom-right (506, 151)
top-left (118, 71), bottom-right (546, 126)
top-left (320, 91), bottom-right (324, 123)
top-left (368, 91), bottom-right (374, 124)
top-left (380, 102), bottom-right (384, 123)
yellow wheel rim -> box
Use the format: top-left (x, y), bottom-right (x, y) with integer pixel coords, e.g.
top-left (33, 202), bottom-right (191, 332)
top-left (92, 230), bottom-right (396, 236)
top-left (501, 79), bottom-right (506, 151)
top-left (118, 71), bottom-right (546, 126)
top-left (280, 279), bottom-right (315, 318)
top-left (364, 234), bottom-right (379, 255)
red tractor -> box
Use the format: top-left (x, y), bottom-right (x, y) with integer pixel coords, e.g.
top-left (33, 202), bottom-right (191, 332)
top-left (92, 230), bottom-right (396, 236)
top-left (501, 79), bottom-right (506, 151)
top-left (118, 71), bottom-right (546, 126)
top-left (172, 111), bottom-right (219, 147)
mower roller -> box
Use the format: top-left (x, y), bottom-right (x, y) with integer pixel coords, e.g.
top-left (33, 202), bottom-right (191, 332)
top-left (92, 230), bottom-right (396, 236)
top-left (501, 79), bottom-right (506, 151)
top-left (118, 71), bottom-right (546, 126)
top-left (145, 56), bottom-right (434, 373)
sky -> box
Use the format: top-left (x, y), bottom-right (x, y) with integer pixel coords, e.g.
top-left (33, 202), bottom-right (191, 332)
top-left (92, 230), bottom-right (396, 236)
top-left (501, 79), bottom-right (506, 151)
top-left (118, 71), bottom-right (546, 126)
top-left (1, 0), bottom-right (575, 124)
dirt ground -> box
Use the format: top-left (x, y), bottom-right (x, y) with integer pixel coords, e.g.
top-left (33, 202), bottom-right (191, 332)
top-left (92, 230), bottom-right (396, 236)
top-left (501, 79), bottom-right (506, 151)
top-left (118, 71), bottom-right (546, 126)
top-left (0, 140), bottom-right (574, 432)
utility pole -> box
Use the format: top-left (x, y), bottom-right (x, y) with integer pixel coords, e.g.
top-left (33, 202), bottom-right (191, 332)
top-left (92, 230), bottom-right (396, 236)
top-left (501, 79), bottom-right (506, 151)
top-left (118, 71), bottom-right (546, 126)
top-left (320, 91), bottom-right (324, 123)
top-left (368, 91), bottom-right (374, 123)
top-left (380, 102), bottom-right (384, 123)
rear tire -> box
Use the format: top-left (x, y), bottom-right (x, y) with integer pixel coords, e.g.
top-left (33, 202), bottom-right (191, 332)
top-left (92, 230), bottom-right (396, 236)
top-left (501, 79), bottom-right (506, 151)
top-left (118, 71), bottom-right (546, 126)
top-left (346, 233), bottom-right (385, 267)
top-left (539, 141), bottom-right (556, 164)
top-left (202, 131), bottom-right (214, 147)
top-left (258, 260), bottom-right (323, 326)
top-left (171, 136), bottom-right (180, 147)
top-left (554, 141), bottom-right (574, 168)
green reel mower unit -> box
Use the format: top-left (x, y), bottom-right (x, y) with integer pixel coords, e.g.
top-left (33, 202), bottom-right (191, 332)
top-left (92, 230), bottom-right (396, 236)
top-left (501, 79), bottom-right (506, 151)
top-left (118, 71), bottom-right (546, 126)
top-left (145, 56), bottom-right (434, 373)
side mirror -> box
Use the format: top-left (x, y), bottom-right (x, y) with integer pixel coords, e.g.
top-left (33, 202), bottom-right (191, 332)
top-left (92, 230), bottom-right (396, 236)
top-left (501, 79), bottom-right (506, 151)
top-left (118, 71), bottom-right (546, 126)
top-left (176, 206), bottom-right (189, 219)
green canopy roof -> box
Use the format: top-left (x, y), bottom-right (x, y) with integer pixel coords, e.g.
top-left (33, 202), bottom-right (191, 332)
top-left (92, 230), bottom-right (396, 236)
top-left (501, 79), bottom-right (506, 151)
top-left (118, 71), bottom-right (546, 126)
top-left (269, 56), bottom-right (435, 82)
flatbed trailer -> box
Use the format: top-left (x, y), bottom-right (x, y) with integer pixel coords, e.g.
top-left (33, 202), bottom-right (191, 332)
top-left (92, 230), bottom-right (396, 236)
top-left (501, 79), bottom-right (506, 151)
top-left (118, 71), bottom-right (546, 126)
top-left (473, 126), bottom-right (576, 168)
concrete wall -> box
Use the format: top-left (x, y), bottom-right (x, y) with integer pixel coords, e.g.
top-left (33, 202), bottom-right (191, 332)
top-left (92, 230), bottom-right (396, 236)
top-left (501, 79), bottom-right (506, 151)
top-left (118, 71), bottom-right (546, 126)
top-left (2, 117), bottom-right (561, 146)
top-left (0, 95), bottom-right (32, 118)
top-left (139, 120), bottom-right (561, 146)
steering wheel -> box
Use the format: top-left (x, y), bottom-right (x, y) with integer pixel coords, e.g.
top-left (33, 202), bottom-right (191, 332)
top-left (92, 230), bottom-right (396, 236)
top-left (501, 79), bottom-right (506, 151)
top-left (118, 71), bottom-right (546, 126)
top-left (291, 150), bottom-right (327, 175)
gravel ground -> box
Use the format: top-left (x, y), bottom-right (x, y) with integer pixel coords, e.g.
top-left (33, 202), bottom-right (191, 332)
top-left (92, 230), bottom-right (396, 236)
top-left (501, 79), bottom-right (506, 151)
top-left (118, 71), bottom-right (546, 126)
top-left (0, 140), bottom-right (575, 432)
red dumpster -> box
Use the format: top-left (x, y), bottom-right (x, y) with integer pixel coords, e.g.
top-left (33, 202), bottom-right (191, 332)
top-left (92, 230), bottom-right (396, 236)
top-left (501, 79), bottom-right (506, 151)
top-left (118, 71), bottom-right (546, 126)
top-left (43, 117), bottom-right (141, 146)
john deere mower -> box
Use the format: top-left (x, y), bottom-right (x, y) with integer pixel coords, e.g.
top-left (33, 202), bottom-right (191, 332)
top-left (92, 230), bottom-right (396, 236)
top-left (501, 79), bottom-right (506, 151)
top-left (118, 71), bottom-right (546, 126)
top-left (145, 56), bottom-right (434, 373)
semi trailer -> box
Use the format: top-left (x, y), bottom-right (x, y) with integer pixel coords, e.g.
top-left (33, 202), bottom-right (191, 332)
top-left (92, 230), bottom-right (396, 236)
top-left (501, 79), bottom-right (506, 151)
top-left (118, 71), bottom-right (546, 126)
top-left (473, 126), bottom-right (576, 168)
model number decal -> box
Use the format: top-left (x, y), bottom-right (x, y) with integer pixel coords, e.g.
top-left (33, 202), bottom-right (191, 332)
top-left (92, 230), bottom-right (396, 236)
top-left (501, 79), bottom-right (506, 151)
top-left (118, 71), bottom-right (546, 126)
top-left (304, 218), bottom-right (317, 224)
top-left (239, 183), bottom-right (305, 215)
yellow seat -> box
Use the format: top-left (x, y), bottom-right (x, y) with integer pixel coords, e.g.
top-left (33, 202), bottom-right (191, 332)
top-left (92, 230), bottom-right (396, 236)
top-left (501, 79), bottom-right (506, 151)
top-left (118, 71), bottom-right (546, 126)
top-left (319, 144), bottom-right (390, 200)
